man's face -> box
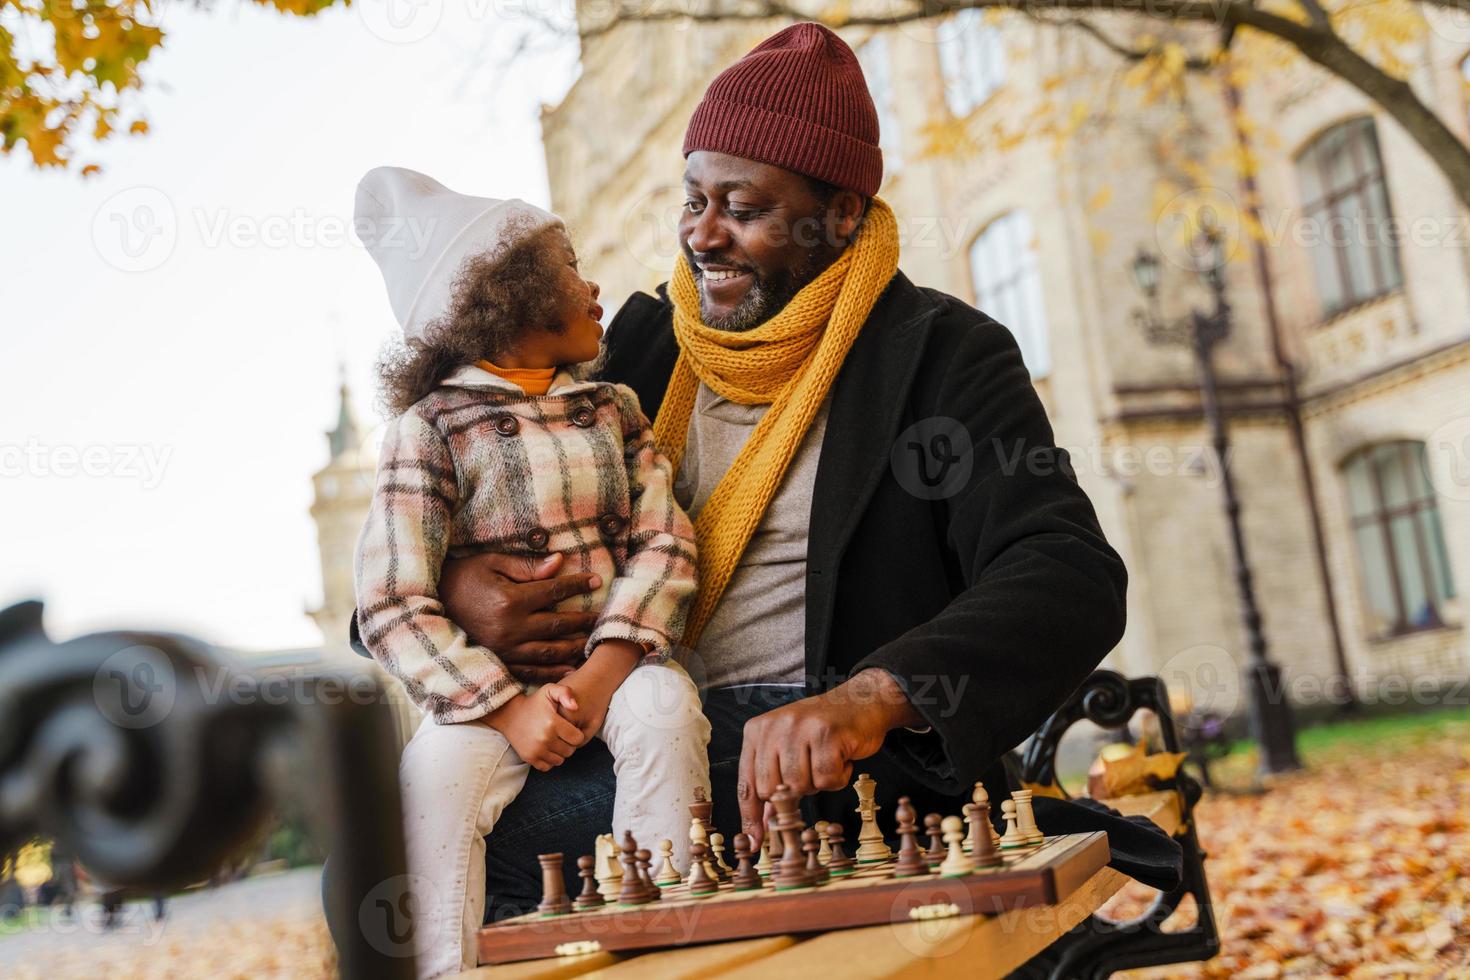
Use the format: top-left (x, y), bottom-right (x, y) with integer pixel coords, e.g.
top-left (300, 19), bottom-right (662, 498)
top-left (679, 151), bottom-right (856, 332)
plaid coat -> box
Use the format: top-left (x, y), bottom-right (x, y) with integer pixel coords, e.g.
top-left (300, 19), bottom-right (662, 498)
top-left (354, 364), bottom-right (698, 724)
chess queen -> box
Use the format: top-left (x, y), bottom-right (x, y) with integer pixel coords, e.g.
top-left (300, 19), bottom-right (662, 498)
top-left (353, 167), bottom-right (712, 980)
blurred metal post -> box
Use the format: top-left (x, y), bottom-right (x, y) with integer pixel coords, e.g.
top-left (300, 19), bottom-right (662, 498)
top-left (1131, 229), bottom-right (1303, 776)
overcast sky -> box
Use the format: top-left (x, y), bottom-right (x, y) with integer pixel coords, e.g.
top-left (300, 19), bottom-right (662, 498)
top-left (2, 2), bottom-right (578, 650)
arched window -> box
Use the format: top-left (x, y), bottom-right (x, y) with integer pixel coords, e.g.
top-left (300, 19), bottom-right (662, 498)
top-left (1343, 441), bottom-right (1456, 636)
top-left (938, 10), bottom-right (1006, 116)
top-left (1295, 117), bottom-right (1402, 318)
top-left (969, 211), bottom-right (1051, 378)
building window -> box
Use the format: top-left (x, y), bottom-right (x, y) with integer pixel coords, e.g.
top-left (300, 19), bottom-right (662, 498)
top-left (1343, 441), bottom-right (1456, 637)
top-left (859, 35), bottom-right (903, 171)
top-left (938, 10), bottom-right (1006, 117)
top-left (1295, 117), bottom-right (1403, 319)
top-left (969, 210), bottom-right (1051, 378)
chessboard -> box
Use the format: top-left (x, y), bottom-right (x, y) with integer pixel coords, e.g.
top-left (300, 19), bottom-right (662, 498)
top-left (476, 774), bottom-right (1112, 966)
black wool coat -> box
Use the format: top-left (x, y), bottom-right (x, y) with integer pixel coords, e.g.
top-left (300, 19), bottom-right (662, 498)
top-left (597, 271), bottom-right (1130, 830)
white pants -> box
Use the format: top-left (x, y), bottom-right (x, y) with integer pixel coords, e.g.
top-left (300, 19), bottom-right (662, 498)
top-left (399, 661), bottom-right (711, 979)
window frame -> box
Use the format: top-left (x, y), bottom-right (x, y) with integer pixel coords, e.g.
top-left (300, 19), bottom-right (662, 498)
top-left (1294, 116), bottom-right (1404, 321)
top-left (967, 210), bottom-right (1052, 380)
top-left (1343, 441), bottom-right (1455, 639)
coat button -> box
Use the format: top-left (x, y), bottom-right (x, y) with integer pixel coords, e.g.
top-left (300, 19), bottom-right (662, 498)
top-left (494, 414), bottom-right (519, 436)
top-left (570, 405), bottom-right (596, 428)
top-left (597, 513), bottom-right (626, 537)
top-left (524, 527), bottom-right (550, 550)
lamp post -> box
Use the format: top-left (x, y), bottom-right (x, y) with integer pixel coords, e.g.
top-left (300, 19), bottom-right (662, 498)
top-left (1130, 220), bottom-right (1303, 776)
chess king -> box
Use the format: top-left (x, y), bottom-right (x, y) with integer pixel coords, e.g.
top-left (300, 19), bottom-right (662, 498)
top-left (348, 23), bottom-right (1128, 916)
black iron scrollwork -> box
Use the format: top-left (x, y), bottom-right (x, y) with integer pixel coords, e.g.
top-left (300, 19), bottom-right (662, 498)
top-left (1017, 669), bottom-right (1220, 979)
top-left (0, 600), bottom-right (414, 980)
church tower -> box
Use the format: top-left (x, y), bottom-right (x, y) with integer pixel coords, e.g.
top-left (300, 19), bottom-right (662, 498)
top-left (309, 369), bottom-right (375, 648)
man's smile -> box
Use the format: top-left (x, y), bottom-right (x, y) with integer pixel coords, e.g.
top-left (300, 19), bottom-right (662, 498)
top-left (695, 261), bottom-right (753, 305)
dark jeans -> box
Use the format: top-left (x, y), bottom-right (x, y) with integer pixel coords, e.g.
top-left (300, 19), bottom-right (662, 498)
top-left (483, 683), bottom-right (805, 921)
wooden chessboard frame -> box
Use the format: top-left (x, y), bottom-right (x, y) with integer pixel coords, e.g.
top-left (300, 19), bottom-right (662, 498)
top-left (477, 831), bottom-right (1110, 965)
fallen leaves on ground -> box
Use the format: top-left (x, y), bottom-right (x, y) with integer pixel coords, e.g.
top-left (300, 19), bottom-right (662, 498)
top-left (1112, 718), bottom-right (1470, 979)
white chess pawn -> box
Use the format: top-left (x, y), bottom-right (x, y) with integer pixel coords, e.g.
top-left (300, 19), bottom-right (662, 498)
top-left (709, 832), bottom-right (734, 878)
top-left (654, 839), bottom-right (683, 886)
top-left (998, 799), bottom-right (1028, 849)
top-left (937, 816), bottom-right (975, 877)
top-left (816, 821), bottom-right (833, 865)
top-left (755, 836), bottom-right (773, 877)
top-left (690, 818), bottom-right (718, 880)
top-left (1012, 790), bottom-right (1044, 846)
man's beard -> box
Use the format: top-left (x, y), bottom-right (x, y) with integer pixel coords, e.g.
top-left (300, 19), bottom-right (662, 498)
top-left (686, 243), bottom-right (836, 333)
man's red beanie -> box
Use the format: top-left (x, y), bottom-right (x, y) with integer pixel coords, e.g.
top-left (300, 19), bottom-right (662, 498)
top-left (683, 23), bottom-right (882, 197)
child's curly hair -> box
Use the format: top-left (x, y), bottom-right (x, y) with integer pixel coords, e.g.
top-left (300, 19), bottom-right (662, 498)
top-left (377, 219), bottom-right (567, 415)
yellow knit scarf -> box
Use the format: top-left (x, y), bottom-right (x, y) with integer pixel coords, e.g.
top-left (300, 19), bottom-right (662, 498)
top-left (653, 197), bottom-right (900, 647)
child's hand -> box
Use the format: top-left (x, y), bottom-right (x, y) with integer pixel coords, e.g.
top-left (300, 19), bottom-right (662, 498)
top-left (559, 640), bottom-right (644, 738)
top-left (481, 687), bottom-right (587, 771)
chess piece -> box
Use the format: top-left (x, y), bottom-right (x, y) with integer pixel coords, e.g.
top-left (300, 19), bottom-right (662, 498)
top-left (937, 816), bottom-right (975, 877)
top-left (802, 827), bottom-right (829, 886)
top-left (537, 853), bottom-right (572, 915)
top-left (825, 822), bottom-right (855, 876)
top-left (574, 855), bottom-right (605, 911)
top-left (1012, 790), bottom-right (1044, 845)
top-left (732, 833), bottom-right (762, 890)
top-left (654, 839), bottom-right (682, 886)
top-left (636, 848), bottom-right (660, 901)
top-left (771, 785), bottom-right (812, 890)
top-left (924, 813), bottom-right (945, 866)
top-left (618, 832), bottom-right (651, 904)
top-left (970, 805), bottom-right (1004, 869)
top-left (709, 832), bottom-right (733, 881)
top-left (816, 821), bottom-right (833, 865)
top-left (686, 841), bottom-right (719, 896)
top-left (998, 799), bottom-right (1028, 849)
top-left (596, 833), bottom-right (623, 901)
top-left (689, 817), bottom-right (719, 882)
top-left (974, 782), bottom-right (1000, 846)
top-left (892, 797), bottom-right (928, 877)
top-left (755, 836), bottom-right (773, 877)
top-left (853, 773), bottom-right (893, 862)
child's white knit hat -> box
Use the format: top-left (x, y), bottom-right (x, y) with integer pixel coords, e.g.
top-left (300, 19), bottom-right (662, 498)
top-left (353, 166), bottom-right (562, 341)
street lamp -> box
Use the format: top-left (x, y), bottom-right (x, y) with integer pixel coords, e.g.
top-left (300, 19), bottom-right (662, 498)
top-left (1129, 222), bottom-right (1303, 776)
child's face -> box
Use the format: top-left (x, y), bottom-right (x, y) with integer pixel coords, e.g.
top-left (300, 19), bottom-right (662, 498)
top-left (546, 228), bottom-right (604, 365)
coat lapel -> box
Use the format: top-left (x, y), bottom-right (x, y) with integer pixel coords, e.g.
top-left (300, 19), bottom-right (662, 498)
top-left (805, 271), bottom-right (941, 682)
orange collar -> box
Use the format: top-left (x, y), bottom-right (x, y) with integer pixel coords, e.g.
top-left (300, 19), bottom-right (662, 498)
top-left (476, 360), bottom-right (556, 396)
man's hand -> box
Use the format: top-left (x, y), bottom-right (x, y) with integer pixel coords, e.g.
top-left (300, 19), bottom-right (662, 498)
top-left (737, 668), bottom-right (925, 847)
top-left (440, 552), bottom-right (601, 685)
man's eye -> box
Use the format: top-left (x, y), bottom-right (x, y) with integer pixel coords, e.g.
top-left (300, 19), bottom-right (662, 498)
top-left (684, 200), bottom-right (705, 214)
top-left (728, 210), bottom-right (760, 222)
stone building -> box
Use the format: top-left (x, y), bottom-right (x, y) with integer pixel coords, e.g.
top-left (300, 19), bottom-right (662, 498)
top-left (539, 11), bottom-right (1469, 717)
top-left (308, 371), bottom-right (375, 649)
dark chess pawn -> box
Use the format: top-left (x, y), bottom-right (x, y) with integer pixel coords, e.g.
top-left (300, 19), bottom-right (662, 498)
top-left (802, 827), bottom-right (829, 886)
top-left (537, 853), bottom-right (572, 916)
top-left (635, 848), bottom-right (660, 901)
top-left (618, 832), bottom-right (650, 905)
top-left (731, 833), bottom-right (762, 891)
top-left (687, 840), bottom-right (720, 896)
top-left (826, 822), bottom-right (855, 876)
top-left (573, 855), bottom-right (604, 911)
top-left (968, 802), bottom-right (1005, 869)
top-left (924, 813), bottom-right (945, 868)
top-left (892, 797), bottom-right (928, 877)
top-left (771, 785), bottom-right (811, 890)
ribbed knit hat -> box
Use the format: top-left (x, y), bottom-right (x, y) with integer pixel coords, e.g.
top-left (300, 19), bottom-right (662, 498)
top-left (683, 23), bottom-right (882, 197)
top-left (353, 166), bottom-right (562, 342)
